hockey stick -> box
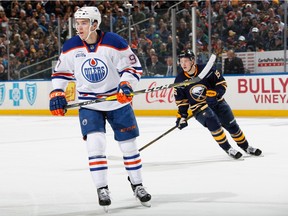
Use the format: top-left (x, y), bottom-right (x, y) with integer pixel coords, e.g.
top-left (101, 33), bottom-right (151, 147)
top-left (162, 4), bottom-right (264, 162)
top-left (139, 115), bottom-right (194, 152)
top-left (65, 54), bottom-right (216, 109)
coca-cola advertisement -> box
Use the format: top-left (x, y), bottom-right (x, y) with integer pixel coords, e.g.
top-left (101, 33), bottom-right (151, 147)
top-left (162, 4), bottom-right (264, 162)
top-left (133, 78), bottom-right (177, 110)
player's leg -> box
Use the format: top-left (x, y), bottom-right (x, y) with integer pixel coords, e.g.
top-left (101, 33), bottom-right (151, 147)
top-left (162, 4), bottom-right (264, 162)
top-left (195, 107), bottom-right (242, 159)
top-left (107, 104), bottom-right (151, 206)
top-left (214, 100), bottom-right (262, 156)
top-left (79, 108), bottom-right (111, 206)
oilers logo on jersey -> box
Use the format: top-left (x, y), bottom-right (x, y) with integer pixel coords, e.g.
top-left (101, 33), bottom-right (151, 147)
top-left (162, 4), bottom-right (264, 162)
top-left (81, 58), bottom-right (108, 83)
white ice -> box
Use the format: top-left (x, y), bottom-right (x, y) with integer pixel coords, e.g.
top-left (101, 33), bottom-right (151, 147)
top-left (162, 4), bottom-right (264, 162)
top-left (0, 116), bottom-right (287, 216)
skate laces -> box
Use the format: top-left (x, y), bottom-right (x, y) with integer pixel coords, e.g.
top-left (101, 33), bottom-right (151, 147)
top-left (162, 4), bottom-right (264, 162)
top-left (134, 186), bottom-right (148, 198)
top-left (98, 188), bottom-right (110, 201)
top-left (228, 148), bottom-right (238, 156)
top-left (246, 146), bottom-right (256, 154)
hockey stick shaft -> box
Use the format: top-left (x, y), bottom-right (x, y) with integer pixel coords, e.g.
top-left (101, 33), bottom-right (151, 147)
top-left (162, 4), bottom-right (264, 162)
top-left (139, 115), bottom-right (194, 152)
top-left (65, 54), bottom-right (216, 109)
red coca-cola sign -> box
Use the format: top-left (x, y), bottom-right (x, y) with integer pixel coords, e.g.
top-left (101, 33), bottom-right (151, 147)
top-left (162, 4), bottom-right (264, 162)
top-left (145, 82), bottom-right (175, 103)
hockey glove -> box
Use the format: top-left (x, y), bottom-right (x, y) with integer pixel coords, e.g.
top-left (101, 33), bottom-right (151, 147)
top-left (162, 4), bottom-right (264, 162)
top-left (206, 90), bottom-right (218, 108)
top-left (117, 81), bottom-right (133, 104)
top-left (49, 89), bottom-right (67, 116)
top-left (176, 113), bottom-right (188, 130)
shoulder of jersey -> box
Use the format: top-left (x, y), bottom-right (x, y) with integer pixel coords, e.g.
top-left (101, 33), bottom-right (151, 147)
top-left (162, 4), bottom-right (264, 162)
top-left (174, 72), bottom-right (186, 83)
top-left (101, 32), bottom-right (129, 50)
top-left (197, 64), bottom-right (205, 72)
top-left (62, 36), bottom-right (83, 53)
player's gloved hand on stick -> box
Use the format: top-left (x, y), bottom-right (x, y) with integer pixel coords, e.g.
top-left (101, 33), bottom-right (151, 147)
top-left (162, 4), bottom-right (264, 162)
top-left (206, 90), bottom-right (218, 108)
top-left (49, 89), bottom-right (67, 116)
top-left (117, 81), bottom-right (133, 104)
top-left (176, 113), bottom-right (188, 130)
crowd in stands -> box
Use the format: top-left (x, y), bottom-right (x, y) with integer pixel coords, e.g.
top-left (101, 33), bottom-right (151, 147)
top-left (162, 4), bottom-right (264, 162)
top-left (0, 0), bottom-right (286, 80)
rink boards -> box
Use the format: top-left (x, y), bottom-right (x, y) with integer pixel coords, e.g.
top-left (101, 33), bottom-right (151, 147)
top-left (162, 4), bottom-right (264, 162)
top-left (0, 74), bottom-right (288, 117)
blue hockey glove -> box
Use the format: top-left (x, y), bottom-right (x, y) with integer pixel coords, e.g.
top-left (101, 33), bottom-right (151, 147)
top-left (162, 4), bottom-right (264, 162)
top-left (176, 113), bottom-right (188, 130)
top-left (117, 81), bottom-right (133, 104)
top-left (49, 89), bottom-right (67, 116)
top-left (206, 90), bottom-right (218, 108)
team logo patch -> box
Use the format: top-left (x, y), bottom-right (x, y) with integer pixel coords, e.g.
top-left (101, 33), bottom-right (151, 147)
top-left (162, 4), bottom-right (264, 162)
top-left (82, 119), bottom-right (88, 126)
top-left (25, 83), bottom-right (37, 105)
top-left (81, 58), bottom-right (108, 83)
top-left (0, 84), bottom-right (5, 105)
top-left (75, 51), bottom-right (86, 58)
top-left (190, 84), bottom-right (206, 102)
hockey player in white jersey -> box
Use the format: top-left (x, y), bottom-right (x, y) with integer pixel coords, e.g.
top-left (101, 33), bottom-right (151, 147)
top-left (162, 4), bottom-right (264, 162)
top-left (49, 6), bottom-right (151, 210)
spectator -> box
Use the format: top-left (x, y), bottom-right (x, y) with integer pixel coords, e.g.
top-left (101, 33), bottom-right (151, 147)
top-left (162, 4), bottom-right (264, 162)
top-left (156, 21), bottom-right (170, 43)
top-left (177, 18), bottom-right (190, 45)
top-left (238, 16), bottom-right (251, 38)
top-left (274, 15), bottom-right (284, 31)
top-left (0, 63), bottom-right (7, 80)
top-left (114, 8), bottom-right (127, 27)
top-left (166, 35), bottom-right (184, 56)
top-left (132, 4), bottom-right (146, 28)
top-left (256, 43), bottom-right (265, 52)
top-left (145, 48), bottom-right (156, 68)
top-left (165, 56), bottom-right (173, 76)
top-left (259, 22), bottom-right (269, 40)
top-left (246, 27), bottom-right (264, 51)
top-left (152, 33), bottom-right (162, 53)
top-left (264, 30), bottom-right (276, 51)
top-left (147, 54), bottom-right (166, 77)
top-left (158, 42), bottom-right (168, 62)
top-left (272, 20), bottom-right (282, 38)
top-left (235, 36), bottom-right (247, 52)
top-left (273, 35), bottom-right (284, 50)
top-left (224, 49), bottom-right (245, 75)
top-left (226, 30), bottom-right (237, 49)
top-left (99, 14), bottom-right (111, 32)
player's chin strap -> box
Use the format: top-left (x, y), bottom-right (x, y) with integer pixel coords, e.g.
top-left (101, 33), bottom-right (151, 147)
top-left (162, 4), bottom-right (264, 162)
top-left (187, 60), bottom-right (197, 76)
top-left (84, 27), bottom-right (96, 42)
top-left (77, 24), bottom-right (96, 42)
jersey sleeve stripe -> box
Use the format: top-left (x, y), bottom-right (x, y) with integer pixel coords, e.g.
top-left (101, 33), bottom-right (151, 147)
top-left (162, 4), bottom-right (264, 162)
top-left (51, 72), bottom-right (75, 80)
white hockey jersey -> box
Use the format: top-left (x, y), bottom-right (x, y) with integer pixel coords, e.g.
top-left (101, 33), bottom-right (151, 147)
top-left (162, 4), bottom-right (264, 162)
top-left (51, 30), bottom-right (142, 111)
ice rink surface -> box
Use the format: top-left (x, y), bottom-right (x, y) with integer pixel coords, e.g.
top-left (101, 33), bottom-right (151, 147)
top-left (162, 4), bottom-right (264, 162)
top-left (0, 115), bottom-right (287, 216)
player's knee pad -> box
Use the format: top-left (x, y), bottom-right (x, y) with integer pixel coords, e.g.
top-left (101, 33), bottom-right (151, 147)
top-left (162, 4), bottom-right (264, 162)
top-left (196, 108), bottom-right (221, 131)
top-left (86, 132), bottom-right (106, 157)
top-left (223, 119), bottom-right (240, 134)
top-left (118, 138), bottom-right (138, 156)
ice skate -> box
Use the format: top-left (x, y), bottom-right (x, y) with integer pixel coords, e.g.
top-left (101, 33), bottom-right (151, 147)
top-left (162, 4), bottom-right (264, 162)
top-left (245, 146), bottom-right (262, 156)
top-left (226, 147), bottom-right (243, 159)
top-left (133, 185), bottom-right (152, 207)
top-left (128, 177), bottom-right (151, 207)
top-left (97, 186), bottom-right (111, 212)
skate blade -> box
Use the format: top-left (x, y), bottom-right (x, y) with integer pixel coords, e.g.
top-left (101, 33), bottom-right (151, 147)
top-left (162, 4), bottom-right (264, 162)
top-left (243, 154), bottom-right (264, 158)
top-left (140, 201), bottom-right (151, 207)
top-left (103, 206), bottom-right (109, 213)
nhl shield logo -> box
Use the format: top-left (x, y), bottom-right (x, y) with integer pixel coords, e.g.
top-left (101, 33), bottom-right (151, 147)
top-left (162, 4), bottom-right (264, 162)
top-left (25, 83), bottom-right (37, 105)
top-left (0, 84), bottom-right (5, 105)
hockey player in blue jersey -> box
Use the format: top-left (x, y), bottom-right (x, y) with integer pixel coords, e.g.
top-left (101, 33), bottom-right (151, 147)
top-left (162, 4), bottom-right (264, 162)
top-left (174, 50), bottom-right (262, 159)
top-left (49, 6), bottom-right (151, 210)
